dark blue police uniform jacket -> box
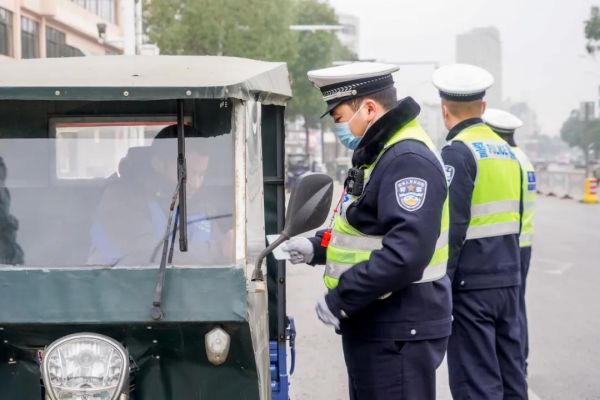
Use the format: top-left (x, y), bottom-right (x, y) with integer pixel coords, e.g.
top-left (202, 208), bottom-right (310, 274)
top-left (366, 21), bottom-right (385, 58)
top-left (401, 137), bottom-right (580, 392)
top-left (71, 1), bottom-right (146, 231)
top-left (441, 118), bottom-right (521, 291)
top-left (310, 97), bottom-right (452, 342)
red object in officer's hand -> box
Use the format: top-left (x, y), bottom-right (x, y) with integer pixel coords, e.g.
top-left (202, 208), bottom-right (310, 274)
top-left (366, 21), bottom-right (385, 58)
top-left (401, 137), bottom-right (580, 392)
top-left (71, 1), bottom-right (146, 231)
top-left (320, 230), bottom-right (332, 248)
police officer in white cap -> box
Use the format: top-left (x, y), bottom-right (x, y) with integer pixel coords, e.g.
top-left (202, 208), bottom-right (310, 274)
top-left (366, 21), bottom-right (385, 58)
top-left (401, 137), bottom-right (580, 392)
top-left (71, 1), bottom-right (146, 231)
top-left (484, 108), bottom-right (536, 375)
top-left (284, 62), bottom-right (452, 399)
top-left (433, 64), bottom-right (527, 399)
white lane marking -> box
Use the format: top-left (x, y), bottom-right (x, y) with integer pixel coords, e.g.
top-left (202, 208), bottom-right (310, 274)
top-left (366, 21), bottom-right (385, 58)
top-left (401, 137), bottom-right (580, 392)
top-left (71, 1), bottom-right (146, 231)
top-left (534, 257), bottom-right (574, 275)
top-left (529, 388), bottom-right (543, 400)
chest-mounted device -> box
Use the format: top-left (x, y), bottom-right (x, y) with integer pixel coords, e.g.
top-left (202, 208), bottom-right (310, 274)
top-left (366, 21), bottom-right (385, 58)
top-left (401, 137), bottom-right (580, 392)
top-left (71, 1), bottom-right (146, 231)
top-left (345, 167), bottom-right (365, 197)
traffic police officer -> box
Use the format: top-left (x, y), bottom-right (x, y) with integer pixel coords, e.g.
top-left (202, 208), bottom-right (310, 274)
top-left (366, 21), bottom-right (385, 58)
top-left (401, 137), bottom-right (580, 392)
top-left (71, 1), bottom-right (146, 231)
top-left (483, 108), bottom-right (535, 374)
top-left (434, 64), bottom-right (528, 399)
top-left (284, 62), bottom-right (452, 400)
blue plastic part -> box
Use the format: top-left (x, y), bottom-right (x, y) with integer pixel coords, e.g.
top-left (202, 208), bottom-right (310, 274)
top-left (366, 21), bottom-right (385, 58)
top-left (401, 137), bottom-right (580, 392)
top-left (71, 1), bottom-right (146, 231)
top-left (270, 316), bottom-right (297, 400)
top-left (288, 317), bottom-right (296, 376)
top-left (269, 341), bottom-right (286, 399)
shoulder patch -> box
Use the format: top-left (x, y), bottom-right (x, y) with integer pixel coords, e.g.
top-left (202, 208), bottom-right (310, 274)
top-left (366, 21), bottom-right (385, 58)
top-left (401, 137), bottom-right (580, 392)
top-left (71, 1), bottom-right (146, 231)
top-left (444, 165), bottom-right (455, 186)
top-left (395, 177), bottom-right (428, 211)
top-left (527, 171), bottom-right (536, 191)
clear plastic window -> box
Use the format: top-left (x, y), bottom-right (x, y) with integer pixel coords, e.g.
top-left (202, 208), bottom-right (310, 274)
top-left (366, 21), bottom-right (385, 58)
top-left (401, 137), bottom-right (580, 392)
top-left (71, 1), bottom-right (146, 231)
top-left (0, 117), bottom-right (235, 267)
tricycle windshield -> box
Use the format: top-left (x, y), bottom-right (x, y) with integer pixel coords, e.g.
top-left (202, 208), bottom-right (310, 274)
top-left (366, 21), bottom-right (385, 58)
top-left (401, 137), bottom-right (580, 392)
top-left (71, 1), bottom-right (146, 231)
top-left (0, 117), bottom-right (235, 267)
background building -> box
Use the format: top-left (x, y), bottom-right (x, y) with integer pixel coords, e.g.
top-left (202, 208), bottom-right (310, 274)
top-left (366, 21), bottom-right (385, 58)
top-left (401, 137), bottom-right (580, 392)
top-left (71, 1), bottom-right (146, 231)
top-left (418, 102), bottom-right (446, 148)
top-left (456, 26), bottom-right (503, 107)
top-left (0, 0), bottom-right (126, 60)
top-left (507, 101), bottom-right (540, 139)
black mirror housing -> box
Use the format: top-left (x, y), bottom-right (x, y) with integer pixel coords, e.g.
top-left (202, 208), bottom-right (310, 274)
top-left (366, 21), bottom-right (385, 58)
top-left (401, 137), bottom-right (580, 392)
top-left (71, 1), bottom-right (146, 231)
top-left (251, 173), bottom-right (333, 281)
top-left (283, 173), bottom-right (334, 237)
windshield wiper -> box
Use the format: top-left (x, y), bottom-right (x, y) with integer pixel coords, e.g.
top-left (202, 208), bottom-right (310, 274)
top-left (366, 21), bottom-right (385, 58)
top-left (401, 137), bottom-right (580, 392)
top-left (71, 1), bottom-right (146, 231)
top-left (151, 182), bottom-right (180, 320)
top-left (151, 100), bottom-right (188, 321)
top-left (176, 101), bottom-right (189, 253)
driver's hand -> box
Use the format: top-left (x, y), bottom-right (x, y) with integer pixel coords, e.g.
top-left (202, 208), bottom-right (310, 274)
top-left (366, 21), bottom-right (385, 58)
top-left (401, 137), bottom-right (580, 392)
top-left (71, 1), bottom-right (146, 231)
top-left (282, 237), bottom-right (314, 264)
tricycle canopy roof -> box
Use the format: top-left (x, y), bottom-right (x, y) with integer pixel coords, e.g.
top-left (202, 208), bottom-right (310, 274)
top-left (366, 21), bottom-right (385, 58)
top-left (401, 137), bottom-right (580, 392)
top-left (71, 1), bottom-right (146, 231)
top-left (0, 55), bottom-right (292, 105)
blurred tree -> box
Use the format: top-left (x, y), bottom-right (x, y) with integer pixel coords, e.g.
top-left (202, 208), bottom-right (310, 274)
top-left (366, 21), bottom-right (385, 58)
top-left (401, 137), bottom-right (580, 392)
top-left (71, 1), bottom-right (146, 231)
top-left (585, 6), bottom-right (600, 54)
top-left (560, 113), bottom-right (600, 171)
top-left (145, 0), bottom-right (354, 157)
top-left (286, 1), bottom-right (355, 123)
top-left (286, 0), bottom-right (355, 152)
top-left (144, 0), bottom-right (296, 61)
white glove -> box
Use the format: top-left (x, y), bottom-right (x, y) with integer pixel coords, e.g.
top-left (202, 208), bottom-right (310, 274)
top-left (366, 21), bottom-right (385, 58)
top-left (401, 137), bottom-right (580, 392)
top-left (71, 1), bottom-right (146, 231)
top-left (282, 237), bottom-right (314, 264)
top-left (315, 295), bottom-right (340, 329)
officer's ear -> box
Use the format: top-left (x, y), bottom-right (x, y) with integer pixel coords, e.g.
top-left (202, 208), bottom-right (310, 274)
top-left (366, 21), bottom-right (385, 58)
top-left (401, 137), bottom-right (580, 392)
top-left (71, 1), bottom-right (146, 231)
top-left (441, 103), bottom-right (453, 131)
top-left (480, 101), bottom-right (487, 115)
top-left (441, 104), bottom-right (450, 121)
top-left (363, 99), bottom-right (378, 119)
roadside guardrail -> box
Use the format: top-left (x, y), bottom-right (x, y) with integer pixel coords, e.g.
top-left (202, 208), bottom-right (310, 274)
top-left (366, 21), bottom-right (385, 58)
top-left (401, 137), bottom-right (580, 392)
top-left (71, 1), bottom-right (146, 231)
top-left (536, 169), bottom-right (598, 203)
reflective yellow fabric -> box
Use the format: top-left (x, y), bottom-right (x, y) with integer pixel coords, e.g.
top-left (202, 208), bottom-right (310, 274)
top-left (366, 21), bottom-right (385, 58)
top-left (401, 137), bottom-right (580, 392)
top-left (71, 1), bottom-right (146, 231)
top-left (452, 124), bottom-right (521, 240)
top-left (512, 146), bottom-right (535, 247)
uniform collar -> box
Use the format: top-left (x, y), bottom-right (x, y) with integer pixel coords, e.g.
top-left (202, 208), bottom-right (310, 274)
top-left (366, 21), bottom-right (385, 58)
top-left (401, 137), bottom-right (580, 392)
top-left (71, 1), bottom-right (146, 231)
top-left (492, 130), bottom-right (517, 147)
top-left (352, 96), bottom-right (421, 167)
top-left (446, 117), bottom-right (483, 141)
top-left (501, 133), bottom-right (517, 147)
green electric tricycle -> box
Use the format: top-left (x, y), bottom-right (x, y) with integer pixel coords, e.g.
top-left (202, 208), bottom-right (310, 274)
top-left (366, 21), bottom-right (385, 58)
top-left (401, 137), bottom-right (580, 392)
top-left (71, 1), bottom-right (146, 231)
top-left (0, 56), bottom-right (333, 400)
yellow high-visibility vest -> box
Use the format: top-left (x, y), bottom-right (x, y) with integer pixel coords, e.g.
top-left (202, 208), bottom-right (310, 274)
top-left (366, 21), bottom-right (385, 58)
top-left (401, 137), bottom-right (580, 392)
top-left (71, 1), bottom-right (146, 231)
top-left (450, 123), bottom-right (522, 241)
top-left (512, 146), bottom-right (535, 247)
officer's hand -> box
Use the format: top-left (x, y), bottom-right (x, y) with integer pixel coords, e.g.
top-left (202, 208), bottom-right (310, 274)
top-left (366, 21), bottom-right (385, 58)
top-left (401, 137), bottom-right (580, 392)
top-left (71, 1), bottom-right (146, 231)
top-left (315, 295), bottom-right (340, 330)
top-left (282, 237), bottom-right (314, 264)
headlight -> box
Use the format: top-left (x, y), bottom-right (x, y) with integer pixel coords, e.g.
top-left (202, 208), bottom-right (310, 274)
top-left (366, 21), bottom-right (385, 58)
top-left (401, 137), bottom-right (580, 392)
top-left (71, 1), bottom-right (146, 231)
top-left (205, 327), bottom-right (230, 366)
top-left (41, 333), bottom-right (129, 400)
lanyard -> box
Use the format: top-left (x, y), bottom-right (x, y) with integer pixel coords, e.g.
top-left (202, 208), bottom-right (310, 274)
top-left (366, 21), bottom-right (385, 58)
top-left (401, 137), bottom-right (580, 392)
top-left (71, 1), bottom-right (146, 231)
top-left (321, 189), bottom-right (346, 248)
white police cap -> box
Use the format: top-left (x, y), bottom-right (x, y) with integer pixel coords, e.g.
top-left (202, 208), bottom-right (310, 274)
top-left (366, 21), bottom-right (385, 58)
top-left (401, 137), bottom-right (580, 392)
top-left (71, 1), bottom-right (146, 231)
top-left (483, 108), bottom-right (523, 134)
top-left (432, 63), bottom-right (494, 102)
top-left (307, 62), bottom-right (399, 117)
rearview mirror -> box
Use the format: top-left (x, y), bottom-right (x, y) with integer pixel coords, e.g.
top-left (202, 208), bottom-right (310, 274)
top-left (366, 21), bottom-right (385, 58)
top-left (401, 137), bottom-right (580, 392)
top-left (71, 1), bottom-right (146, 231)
top-left (283, 173), bottom-right (334, 237)
top-left (251, 173), bottom-right (334, 281)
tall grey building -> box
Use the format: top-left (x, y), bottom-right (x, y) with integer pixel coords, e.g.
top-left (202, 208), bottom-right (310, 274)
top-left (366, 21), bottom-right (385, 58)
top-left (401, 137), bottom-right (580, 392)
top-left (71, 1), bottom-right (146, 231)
top-left (456, 27), bottom-right (503, 107)
top-left (508, 101), bottom-right (540, 138)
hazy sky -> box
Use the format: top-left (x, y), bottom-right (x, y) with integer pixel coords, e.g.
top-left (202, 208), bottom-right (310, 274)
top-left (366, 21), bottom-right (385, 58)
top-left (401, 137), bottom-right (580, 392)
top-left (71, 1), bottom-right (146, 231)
top-left (328, 0), bottom-right (600, 136)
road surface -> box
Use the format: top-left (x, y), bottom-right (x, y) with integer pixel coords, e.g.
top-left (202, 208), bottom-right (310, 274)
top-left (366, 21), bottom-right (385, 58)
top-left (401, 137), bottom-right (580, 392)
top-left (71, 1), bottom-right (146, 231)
top-left (287, 195), bottom-right (600, 399)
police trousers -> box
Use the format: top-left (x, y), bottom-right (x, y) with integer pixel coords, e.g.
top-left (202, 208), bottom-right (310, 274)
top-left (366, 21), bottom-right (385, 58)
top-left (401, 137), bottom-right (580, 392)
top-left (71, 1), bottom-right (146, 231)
top-left (448, 286), bottom-right (528, 400)
top-left (342, 334), bottom-right (448, 400)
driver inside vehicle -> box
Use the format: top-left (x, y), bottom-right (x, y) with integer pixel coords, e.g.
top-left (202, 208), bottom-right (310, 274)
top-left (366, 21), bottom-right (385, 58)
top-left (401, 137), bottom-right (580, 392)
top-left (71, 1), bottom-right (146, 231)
top-left (87, 124), bottom-right (234, 266)
top-left (0, 156), bottom-right (24, 265)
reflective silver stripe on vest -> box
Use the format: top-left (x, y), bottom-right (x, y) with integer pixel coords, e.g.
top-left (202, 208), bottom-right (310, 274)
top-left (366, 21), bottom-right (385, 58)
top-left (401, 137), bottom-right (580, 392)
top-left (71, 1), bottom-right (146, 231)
top-left (330, 232), bottom-right (383, 251)
top-left (523, 201), bottom-right (535, 212)
top-left (326, 230), bottom-right (448, 285)
top-left (416, 261), bottom-right (447, 283)
top-left (324, 262), bottom-right (352, 282)
top-left (435, 232), bottom-right (449, 250)
top-left (325, 259), bottom-right (446, 285)
top-left (471, 200), bottom-right (520, 218)
top-left (331, 231), bottom-right (448, 252)
top-left (465, 221), bottom-right (520, 240)
top-left (520, 233), bottom-right (533, 246)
